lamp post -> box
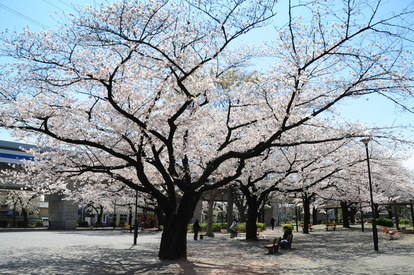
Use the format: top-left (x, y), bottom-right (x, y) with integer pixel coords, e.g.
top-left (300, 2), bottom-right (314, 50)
top-left (134, 189), bottom-right (138, 245)
top-left (361, 138), bottom-right (379, 251)
top-left (113, 199), bottom-right (117, 230)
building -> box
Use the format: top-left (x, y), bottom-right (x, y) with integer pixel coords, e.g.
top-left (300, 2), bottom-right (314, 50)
top-left (0, 140), bottom-right (47, 226)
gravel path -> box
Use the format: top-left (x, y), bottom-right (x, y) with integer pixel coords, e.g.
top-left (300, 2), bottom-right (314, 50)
top-left (0, 226), bottom-right (413, 274)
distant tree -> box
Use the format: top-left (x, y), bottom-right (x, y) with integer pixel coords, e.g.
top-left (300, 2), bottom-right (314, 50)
top-left (2, 190), bottom-right (39, 227)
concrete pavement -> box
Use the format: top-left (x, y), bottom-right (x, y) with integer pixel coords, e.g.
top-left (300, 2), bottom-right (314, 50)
top-left (1, 226), bottom-right (414, 274)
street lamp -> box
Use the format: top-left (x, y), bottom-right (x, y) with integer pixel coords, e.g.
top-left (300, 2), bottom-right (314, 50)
top-left (294, 194), bottom-right (299, 232)
top-left (134, 189), bottom-right (138, 245)
top-left (361, 138), bottom-right (379, 251)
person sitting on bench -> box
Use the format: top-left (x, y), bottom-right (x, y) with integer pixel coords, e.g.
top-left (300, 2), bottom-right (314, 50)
top-left (280, 226), bottom-right (293, 248)
top-left (282, 226), bottom-right (292, 239)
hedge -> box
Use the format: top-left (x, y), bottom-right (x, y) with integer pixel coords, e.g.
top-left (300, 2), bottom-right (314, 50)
top-left (399, 219), bottom-right (411, 225)
top-left (375, 218), bottom-right (393, 227)
top-left (281, 223), bottom-right (294, 230)
top-left (188, 222), bottom-right (266, 232)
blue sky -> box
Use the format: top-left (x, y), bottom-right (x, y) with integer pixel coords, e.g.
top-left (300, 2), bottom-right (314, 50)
top-left (1, 0), bottom-right (414, 166)
top-left (0, 0), bottom-right (102, 141)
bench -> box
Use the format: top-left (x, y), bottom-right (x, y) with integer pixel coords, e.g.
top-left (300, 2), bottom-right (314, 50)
top-left (326, 223), bottom-right (336, 231)
top-left (382, 227), bottom-right (401, 240)
top-left (300, 224), bottom-right (313, 232)
top-left (264, 237), bottom-right (281, 253)
top-left (280, 234), bottom-right (293, 249)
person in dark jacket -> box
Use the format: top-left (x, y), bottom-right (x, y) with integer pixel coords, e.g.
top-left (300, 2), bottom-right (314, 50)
top-left (193, 219), bottom-right (201, 240)
top-left (270, 217), bottom-right (275, 230)
top-left (282, 225), bottom-right (292, 239)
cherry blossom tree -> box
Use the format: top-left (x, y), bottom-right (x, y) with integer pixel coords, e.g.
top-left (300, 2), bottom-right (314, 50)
top-left (0, 164), bottom-right (59, 227)
top-left (236, 128), bottom-right (364, 238)
top-left (315, 140), bottom-right (414, 226)
top-left (0, 0), bottom-right (413, 260)
top-left (0, 0), bottom-right (278, 260)
top-left (200, 187), bottom-right (226, 237)
top-left (64, 179), bottom-right (131, 226)
top-left (0, 190), bottom-right (39, 227)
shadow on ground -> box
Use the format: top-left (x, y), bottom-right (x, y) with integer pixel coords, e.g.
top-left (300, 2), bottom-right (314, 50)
top-left (1, 228), bottom-right (414, 274)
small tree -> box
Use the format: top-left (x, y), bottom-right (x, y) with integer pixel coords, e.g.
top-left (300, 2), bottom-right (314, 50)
top-left (3, 190), bottom-right (40, 227)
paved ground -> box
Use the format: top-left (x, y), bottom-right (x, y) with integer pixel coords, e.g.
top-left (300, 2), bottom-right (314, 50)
top-left (1, 225), bottom-right (414, 274)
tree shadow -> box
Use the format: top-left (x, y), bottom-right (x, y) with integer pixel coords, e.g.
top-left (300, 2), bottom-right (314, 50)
top-left (0, 240), bottom-right (175, 274)
top-left (2, 230), bottom-right (414, 274)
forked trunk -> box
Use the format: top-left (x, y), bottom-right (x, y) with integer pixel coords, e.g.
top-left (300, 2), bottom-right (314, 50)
top-left (158, 215), bottom-right (191, 260)
top-left (157, 193), bottom-right (200, 260)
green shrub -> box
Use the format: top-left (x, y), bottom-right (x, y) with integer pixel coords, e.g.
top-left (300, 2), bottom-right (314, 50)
top-left (256, 223), bottom-right (266, 231)
top-left (188, 222), bottom-right (220, 231)
top-left (199, 223), bottom-right (207, 231)
top-left (187, 222), bottom-right (265, 232)
top-left (35, 221), bottom-right (44, 227)
top-left (375, 218), bottom-right (393, 227)
top-left (281, 223), bottom-right (294, 230)
top-left (118, 220), bottom-right (126, 227)
top-left (214, 222), bottom-right (227, 231)
top-left (237, 223), bottom-right (246, 232)
top-left (400, 219), bottom-right (411, 225)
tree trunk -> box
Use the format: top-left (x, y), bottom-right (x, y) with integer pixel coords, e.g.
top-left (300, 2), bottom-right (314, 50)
top-left (153, 206), bottom-right (165, 230)
top-left (234, 191), bottom-right (247, 222)
top-left (238, 207), bottom-right (247, 222)
top-left (312, 206), bottom-right (318, 225)
top-left (206, 195), bottom-right (216, 237)
top-left (22, 208), bottom-right (29, 226)
top-left (341, 201), bottom-right (350, 228)
top-left (257, 208), bottom-right (263, 223)
top-left (386, 206), bottom-right (393, 219)
top-left (97, 206), bottom-right (103, 225)
top-left (349, 207), bottom-right (356, 224)
top-left (12, 203), bottom-right (16, 227)
top-left (302, 194), bottom-right (311, 234)
top-left (245, 198), bottom-right (259, 240)
top-left (202, 188), bottom-right (221, 237)
top-left (158, 214), bottom-right (190, 260)
top-left (157, 193), bottom-right (200, 260)
top-left (374, 204), bottom-right (380, 219)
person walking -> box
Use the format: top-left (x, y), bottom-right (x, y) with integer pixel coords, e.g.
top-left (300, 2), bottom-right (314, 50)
top-left (270, 217), bottom-right (275, 230)
top-left (193, 219), bottom-right (201, 240)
